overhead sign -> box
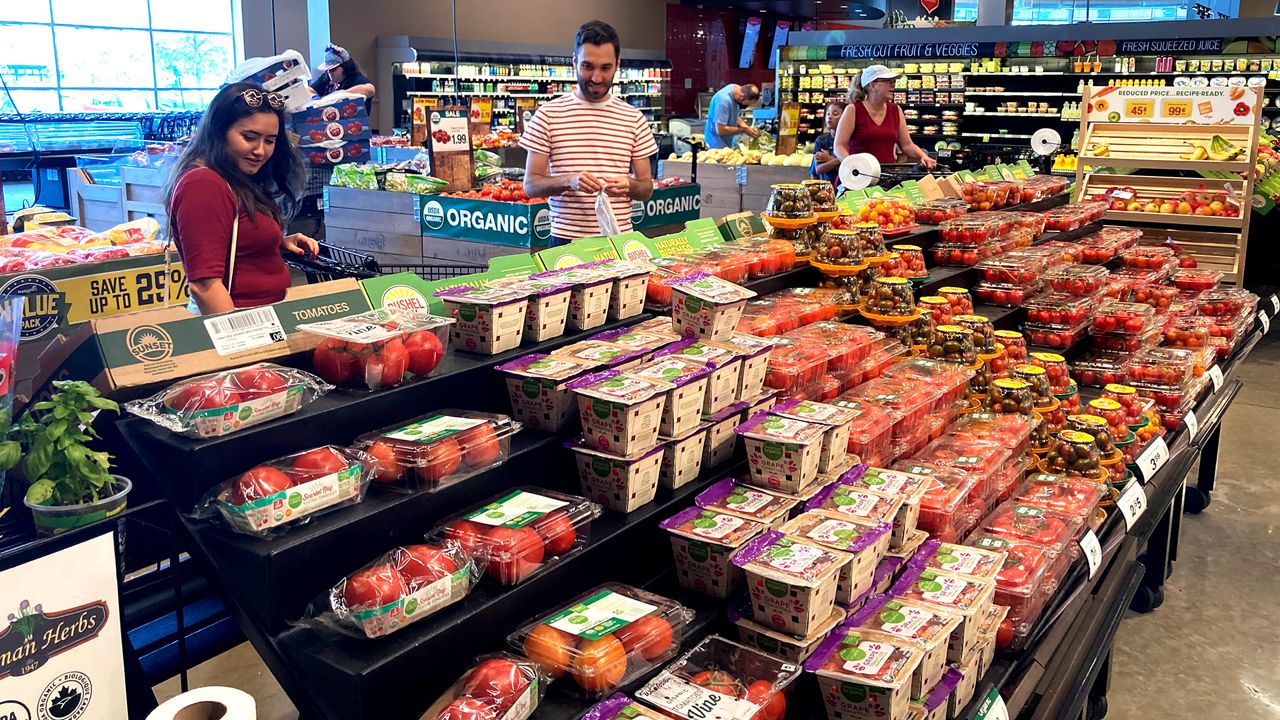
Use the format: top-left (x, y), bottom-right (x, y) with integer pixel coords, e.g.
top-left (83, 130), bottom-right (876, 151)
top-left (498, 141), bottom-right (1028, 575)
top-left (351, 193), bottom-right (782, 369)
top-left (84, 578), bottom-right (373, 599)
top-left (1085, 85), bottom-right (1259, 126)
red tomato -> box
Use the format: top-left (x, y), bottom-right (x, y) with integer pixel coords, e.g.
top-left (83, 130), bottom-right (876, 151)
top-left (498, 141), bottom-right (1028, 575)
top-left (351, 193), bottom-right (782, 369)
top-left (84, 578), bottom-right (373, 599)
top-left (231, 367), bottom-right (288, 399)
top-left (523, 624), bottom-right (575, 679)
top-left (996, 618), bottom-right (1015, 648)
top-left (164, 380), bottom-right (241, 412)
top-left (461, 658), bottom-right (532, 712)
top-left (444, 519), bottom-right (487, 558)
top-left (229, 465), bottom-right (294, 505)
top-left (456, 423), bottom-right (501, 467)
top-left (356, 338), bottom-right (410, 389)
top-left (614, 615), bottom-right (674, 661)
top-left (364, 440), bottom-right (404, 483)
top-left (532, 510), bottom-right (576, 555)
top-left (745, 680), bottom-right (786, 720)
top-left (397, 543), bottom-right (458, 590)
top-left (405, 330), bottom-right (445, 376)
top-left (571, 636), bottom-right (628, 692)
top-left (342, 564), bottom-right (405, 611)
top-left (691, 670), bottom-right (743, 697)
top-left (416, 437), bottom-right (462, 483)
top-left (483, 526), bottom-right (545, 583)
top-left (313, 338), bottom-right (356, 384)
top-left (290, 447), bottom-right (350, 481)
top-left (435, 697), bottom-right (499, 720)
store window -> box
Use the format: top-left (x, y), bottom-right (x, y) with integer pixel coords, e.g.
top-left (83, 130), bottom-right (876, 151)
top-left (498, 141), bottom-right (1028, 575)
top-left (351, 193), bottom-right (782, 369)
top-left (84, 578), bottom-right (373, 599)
top-left (0, 0), bottom-right (239, 113)
top-left (1011, 0), bottom-right (1192, 23)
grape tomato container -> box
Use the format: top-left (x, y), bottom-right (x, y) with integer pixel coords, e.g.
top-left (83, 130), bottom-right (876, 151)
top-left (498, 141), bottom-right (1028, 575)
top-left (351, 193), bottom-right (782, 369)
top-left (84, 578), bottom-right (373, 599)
top-left (938, 213), bottom-right (1011, 246)
top-left (352, 410), bottom-right (521, 493)
top-left (126, 363), bottom-right (331, 440)
top-left (553, 340), bottom-right (649, 372)
top-left (201, 445), bottom-right (373, 538)
top-left (768, 398), bottom-right (857, 474)
top-left (788, 322), bottom-right (876, 373)
top-left (767, 182), bottom-right (815, 218)
top-left (667, 273), bottom-right (758, 342)
top-left (434, 286), bottom-right (530, 354)
top-left (697, 478), bottom-right (798, 529)
top-left (1024, 292), bottom-right (1099, 328)
top-left (1070, 352), bottom-right (1131, 389)
top-left (918, 296), bottom-right (954, 326)
top-left (498, 354), bottom-right (600, 432)
top-left (566, 439), bottom-right (662, 513)
top-left (1002, 210), bottom-right (1048, 239)
top-left (1092, 301), bottom-right (1157, 335)
top-left (662, 506), bottom-right (769, 598)
top-left (655, 338), bottom-right (746, 415)
top-left (815, 228), bottom-right (871, 265)
top-left (703, 400), bottom-right (750, 470)
top-left (764, 342), bottom-right (829, 397)
top-left (927, 541), bottom-right (1006, 582)
top-left (916, 436), bottom-right (1013, 502)
top-left (583, 260), bottom-right (652, 320)
top-left (887, 244), bottom-right (928, 279)
top-left (1038, 239), bottom-right (1085, 266)
top-left (955, 314), bottom-right (997, 355)
top-left (321, 540), bottom-right (481, 639)
top-left (591, 326), bottom-right (681, 360)
top-left (1171, 268), bottom-right (1223, 292)
top-left (726, 333), bottom-right (775, 399)
top-left (507, 583), bottom-right (692, 698)
top-left (1128, 346), bottom-right (1195, 389)
top-left (804, 178), bottom-right (839, 214)
top-left (864, 276), bottom-right (918, 317)
top-left (530, 266), bottom-right (614, 332)
top-left (1029, 352), bottom-right (1071, 393)
top-left (1024, 320), bottom-right (1089, 351)
top-left (732, 599), bottom-right (847, 663)
top-left (1016, 472), bottom-right (1107, 522)
top-left (829, 398), bottom-right (895, 467)
top-left (947, 412), bottom-right (1035, 459)
top-left (960, 181), bottom-right (1017, 211)
top-left (1089, 325), bottom-right (1161, 354)
top-left (1077, 234), bottom-right (1129, 265)
top-left (493, 277), bottom-right (573, 342)
top-left (904, 460), bottom-right (982, 544)
top-left (569, 371), bottom-right (669, 457)
top-left (806, 482), bottom-right (905, 533)
top-left (637, 635), bottom-right (801, 720)
top-left (881, 357), bottom-right (974, 410)
top-left (1119, 245), bottom-right (1175, 270)
top-left (890, 551), bottom-right (996, 663)
top-left (1043, 201), bottom-right (1107, 232)
top-left (842, 466), bottom-right (931, 548)
top-left (987, 378), bottom-right (1035, 417)
top-left (970, 535), bottom-right (1059, 644)
top-left (1041, 430), bottom-right (1107, 480)
top-left (626, 357), bottom-right (712, 438)
top-left (1044, 263), bottom-right (1109, 296)
top-left (660, 423), bottom-right (708, 491)
top-left (1196, 287), bottom-right (1257, 317)
top-left (926, 324), bottom-right (977, 366)
top-left (977, 253), bottom-right (1051, 286)
top-left (780, 512), bottom-right (892, 604)
top-left (424, 652), bottom-right (550, 720)
top-left (434, 487), bottom-right (600, 586)
top-left (733, 531), bottom-right (848, 635)
top-left (1162, 316), bottom-right (1212, 350)
top-left (1084, 399), bottom-right (1129, 439)
top-left (995, 330), bottom-right (1027, 363)
top-left (298, 308), bottom-right (455, 391)
top-left (736, 412), bottom-right (829, 493)
top-left (915, 198), bottom-right (969, 224)
top-left (931, 241), bottom-right (1000, 267)
top-left (844, 593), bottom-right (963, 699)
top-left (1018, 174), bottom-right (1069, 202)
top-left (806, 625), bottom-right (926, 720)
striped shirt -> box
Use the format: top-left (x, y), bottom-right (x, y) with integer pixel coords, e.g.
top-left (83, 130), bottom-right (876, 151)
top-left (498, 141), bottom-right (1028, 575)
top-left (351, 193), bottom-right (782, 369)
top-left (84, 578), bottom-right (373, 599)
top-left (520, 93), bottom-right (658, 239)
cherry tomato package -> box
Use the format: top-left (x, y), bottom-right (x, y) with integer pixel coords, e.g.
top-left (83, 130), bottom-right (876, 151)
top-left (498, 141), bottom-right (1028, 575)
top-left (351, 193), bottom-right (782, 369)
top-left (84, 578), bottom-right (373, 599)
top-left (433, 487), bottom-right (601, 586)
top-left (1042, 201), bottom-right (1107, 232)
top-left (893, 461), bottom-right (983, 544)
top-left (582, 694), bottom-right (672, 720)
top-left (497, 354), bottom-right (601, 432)
top-left (844, 593), bottom-right (963, 700)
top-left (637, 634), bottom-right (800, 720)
top-left (124, 363), bottom-right (331, 439)
top-left (508, 583), bottom-right (692, 698)
top-left (425, 653), bottom-right (550, 720)
top-left (435, 285), bottom-right (530, 354)
top-left (662, 505), bottom-right (770, 599)
top-left (299, 307), bottom-right (454, 391)
top-left (352, 409), bottom-right (520, 492)
top-left (314, 539), bottom-right (482, 639)
top-left (967, 535), bottom-right (1062, 650)
top-left (197, 445), bottom-right (374, 538)
top-left (667, 272), bottom-right (758, 343)
top-left (806, 624), bottom-right (925, 720)
top-left (729, 595), bottom-right (847, 664)
top-left (780, 511), bottom-right (892, 605)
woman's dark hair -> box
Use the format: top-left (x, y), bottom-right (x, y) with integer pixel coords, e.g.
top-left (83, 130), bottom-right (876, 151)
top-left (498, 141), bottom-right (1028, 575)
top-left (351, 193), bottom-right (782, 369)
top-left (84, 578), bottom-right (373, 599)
top-left (165, 81), bottom-right (304, 240)
top-left (575, 20), bottom-right (621, 59)
top-left (331, 58), bottom-right (365, 88)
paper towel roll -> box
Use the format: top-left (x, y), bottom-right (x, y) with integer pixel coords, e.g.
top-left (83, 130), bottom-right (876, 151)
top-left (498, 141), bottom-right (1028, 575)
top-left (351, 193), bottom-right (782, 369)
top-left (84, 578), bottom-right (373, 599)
top-left (147, 686), bottom-right (257, 720)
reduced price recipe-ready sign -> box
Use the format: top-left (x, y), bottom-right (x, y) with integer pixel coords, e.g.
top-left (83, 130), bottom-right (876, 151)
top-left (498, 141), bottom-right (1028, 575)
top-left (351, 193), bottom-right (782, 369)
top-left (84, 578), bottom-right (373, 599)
top-left (0, 534), bottom-right (127, 720)
top-left (1085, 85), bottom-right (1260, 125)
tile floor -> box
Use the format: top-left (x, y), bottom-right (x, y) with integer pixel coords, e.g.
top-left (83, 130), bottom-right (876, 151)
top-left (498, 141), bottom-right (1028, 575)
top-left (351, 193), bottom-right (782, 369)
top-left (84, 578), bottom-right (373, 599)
top-left (151, 334), bottom-right (1280, 720)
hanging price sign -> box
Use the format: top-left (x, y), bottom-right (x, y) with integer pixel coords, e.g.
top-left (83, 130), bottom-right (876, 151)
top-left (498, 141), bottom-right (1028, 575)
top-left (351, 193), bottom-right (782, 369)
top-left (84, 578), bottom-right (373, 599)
top-left (1208, 365), bottom-right (1224, 392)
top-left (1080, 529), bottom-right (1103, 579)
top-left (1118, 480), bottom-right (1147, 530)
top-left (1259, 311), bottom-right (1271, 334)
top-left (1184, 408), bottom-right (1199, 440)
top-left (1135, 436), bottom-right (1169, 483)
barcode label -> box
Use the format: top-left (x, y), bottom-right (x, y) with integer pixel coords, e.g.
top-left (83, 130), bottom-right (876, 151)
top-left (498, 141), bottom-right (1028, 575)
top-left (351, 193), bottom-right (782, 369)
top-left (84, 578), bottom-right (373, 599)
top-left (204, 306), bottom-right (287, 356)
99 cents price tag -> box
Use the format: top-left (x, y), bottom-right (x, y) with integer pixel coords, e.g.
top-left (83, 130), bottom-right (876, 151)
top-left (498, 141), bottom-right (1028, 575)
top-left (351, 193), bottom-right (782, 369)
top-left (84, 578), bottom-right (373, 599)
top-left (1135, 436), bottom-right (1169, 483)
top-left (1183, 409), bottom-right (1199, 440)
top-left (1259, 311), bottom-right (1271, 335)
top-left (1118, 480), bottom-right (1147, 531)
top-left (1208, 365), bottom-right (1225, 392)
top-left (1079, 529), bottom-right (1103, 580)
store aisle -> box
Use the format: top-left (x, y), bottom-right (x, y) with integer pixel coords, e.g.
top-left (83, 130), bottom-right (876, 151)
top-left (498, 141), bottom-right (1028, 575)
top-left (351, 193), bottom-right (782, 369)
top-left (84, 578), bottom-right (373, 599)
top-left (1109, 331), bottom-right (1280, 720)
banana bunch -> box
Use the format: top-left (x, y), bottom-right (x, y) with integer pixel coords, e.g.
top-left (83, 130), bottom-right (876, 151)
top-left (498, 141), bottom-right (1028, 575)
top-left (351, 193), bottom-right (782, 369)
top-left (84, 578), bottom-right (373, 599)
top-left (1179, 143), bottom-right (1209, 160)
top-left (1209, 135), bottom-right (1245, 161)
top-left (1090, 143), bottom-right (1110, 157)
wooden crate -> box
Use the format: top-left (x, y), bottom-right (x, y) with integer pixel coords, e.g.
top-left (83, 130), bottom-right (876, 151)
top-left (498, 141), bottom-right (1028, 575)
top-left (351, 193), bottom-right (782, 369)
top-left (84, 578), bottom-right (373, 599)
top-left (121, 166), bottom-right (169, 225)
top-left (659, 161), bottom-right (742, 215)
top-left (68, 169), bottom-right (127, 231)
top-left (325, 187), bottom-right (424, 261)
top-left (422, 234), bottom-right (535, 266)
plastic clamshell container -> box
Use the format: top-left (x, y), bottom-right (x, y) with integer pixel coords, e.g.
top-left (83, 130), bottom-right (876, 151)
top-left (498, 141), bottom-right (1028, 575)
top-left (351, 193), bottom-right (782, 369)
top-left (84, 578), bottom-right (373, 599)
top-left (1024, 292), bottom-right (1099, 329)
top-left (507, 583), bottom-right (691, 697)
top-left (930, 241), bottom-right (1000, 267)
top-left (946, 412), bottom-right (1035, 459)
top-left (972, 281), bottom-right (1038, 308)
top-left (1092, 300), bottom-right (1158, 335)
top-left (697, 478), bottom-right (799, 529)
top-left (1127, 346), bottom-right (1195, 389)
top-left (531, 266), bottom-right (615, 331)
top-left (494, 277), bottom-right (574, 342)
top-left (736, 412), bottom-right (828, 493)
top-left (846, 594), bottom-right (964, 699)
top-left (894, 568), bottom-right (996, 663)
top-left (1043, 263), bottom-right (1109, 296)
top-left (437, 487), bottom-right (601, 585)
top-left (1016, 473), bottom-right (1106, 522)
top-left (1171, 268), bottom-right (1223, 292)
top-left (733, 531), bottom-right (848, 636)
top-left (662, 506), bottom-right (768, 598)
top-left (939, 212), bottom-right (1013, 245)
top-left (569, 371), bottom-right (669, 457)
top-left (807, 482), bottom-right (905, 531)
top-left (959, 181), bottom-right (1018, 212)
top-left (497, 354), bottom-right (600, 432)
top-left (969, 535), bottom-right (1060, 640)
top-left (553, 340), bottom-right (648, 372)
top-left (926, 542), bottom-right (1006, 581)
top-left (915, 436), bottom-right (1012, 502)
top-left (896, 461), bottom-right (982, 544)
top-left (829, 398), bottom-right (895, 468)
top-left (915, 198), bottom-right (969, 224)
top-left (668, 272), bottom-right (758, 342)
top-left (769, 398), bottom-right (857, 474)
top-left (298, 308), bottom-right (455, 391)
top-left (655, 338), bottom-right (746, 415)
top-left (1043, 201), bottom-right (1107, 232)
top-left (352, 409), bottom-right (521, 492)
top-left (637, 635), bottom-right (801, 720)
top-left (627, 357), bottom-right (712, 438)
top-left (981, 503), bottom-right (1082, 549)
top-left (566, 439), bottom-right (663, 513)
top-left (780, 511), bottom-right (892, 604)
top-left (435, 286), bottom-right (529, 354)
top-left (806, 625), bottom-right (926, 720)
top-left (1196, 287), bottom-right (1257, 317)
top-left (1119, 245), bottom-right (1175, 271)
top-left (733, 603), bottom-right (847, 663)
top-left (764, 341), bottom-right (830, 397)
top-left (1161, 316), bottom-right (1213, 351)
top-left (1070, 352), bottom-right (1132, 388)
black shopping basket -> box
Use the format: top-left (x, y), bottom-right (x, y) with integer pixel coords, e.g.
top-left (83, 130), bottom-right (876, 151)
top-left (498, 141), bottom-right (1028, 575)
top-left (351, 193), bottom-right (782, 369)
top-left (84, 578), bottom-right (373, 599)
top-left (285, 241), bottom-right (382, 283)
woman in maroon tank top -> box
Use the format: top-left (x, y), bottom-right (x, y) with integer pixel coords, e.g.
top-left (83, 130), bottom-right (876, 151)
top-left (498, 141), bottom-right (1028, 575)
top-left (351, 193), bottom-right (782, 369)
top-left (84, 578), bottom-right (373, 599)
top-left (834, 64), bottom-right (937, 172)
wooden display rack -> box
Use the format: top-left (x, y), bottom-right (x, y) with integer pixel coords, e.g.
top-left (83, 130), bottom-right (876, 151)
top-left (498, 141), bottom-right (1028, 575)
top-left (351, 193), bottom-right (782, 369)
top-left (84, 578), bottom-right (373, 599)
top-left (1075, 85), bottom-right (1262, 285)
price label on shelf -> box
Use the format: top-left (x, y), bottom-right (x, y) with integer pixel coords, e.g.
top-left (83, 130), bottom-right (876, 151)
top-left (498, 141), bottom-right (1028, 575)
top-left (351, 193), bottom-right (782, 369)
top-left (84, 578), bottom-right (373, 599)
top-left (1125, 99), bottom-right (1155, 118)
top-left (428, 109), bottom-right (471, 152)
top-left (1270, 294), bottom-right (1280, 316)
top-left (1259, 311), bottom-right (1271, 335)
top-left (1208, 365), bottom-right (1225, 392)
top-left (1080, 530), bottom-right (1103, 580)
top-left (1161, 99), bottom-right (1193, 119)
top-left (1118, 480), bottom-right (1148, 531)
top-left (1135, 436), bottom-right (1170, 484)
top-left (1184, 409), bottom-right (1199, 440)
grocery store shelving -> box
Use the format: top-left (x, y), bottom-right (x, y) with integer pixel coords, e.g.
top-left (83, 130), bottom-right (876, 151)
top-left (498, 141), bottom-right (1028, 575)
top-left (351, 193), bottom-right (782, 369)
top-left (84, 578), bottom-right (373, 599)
top-left (966, 91), bottom-right (1077, 97)
top-left (1102, 210), bottom-right (1242, 228)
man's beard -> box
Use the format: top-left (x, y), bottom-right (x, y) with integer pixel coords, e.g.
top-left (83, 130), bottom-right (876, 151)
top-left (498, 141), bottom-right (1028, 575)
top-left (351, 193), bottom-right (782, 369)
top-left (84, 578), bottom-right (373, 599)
top-left (578, 76), bottom-right (611, 101)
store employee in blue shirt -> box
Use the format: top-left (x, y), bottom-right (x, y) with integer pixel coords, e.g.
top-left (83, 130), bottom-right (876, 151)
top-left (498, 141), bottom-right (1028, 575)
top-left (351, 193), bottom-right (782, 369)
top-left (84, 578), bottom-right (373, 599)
top-left (703, 84), bottom-right (761, 149)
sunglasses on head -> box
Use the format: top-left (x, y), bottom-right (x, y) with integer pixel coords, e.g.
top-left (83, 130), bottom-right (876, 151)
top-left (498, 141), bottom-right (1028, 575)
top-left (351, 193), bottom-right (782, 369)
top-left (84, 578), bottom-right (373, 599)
top-left (240, 89), bottom-right (285, 110)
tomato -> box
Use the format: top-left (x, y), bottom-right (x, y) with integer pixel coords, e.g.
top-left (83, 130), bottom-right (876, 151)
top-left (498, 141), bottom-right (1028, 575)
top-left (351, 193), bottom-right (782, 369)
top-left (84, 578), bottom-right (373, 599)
top-left (461, 658), bottom-right (531, 712)
top-left (417, 437), bottom-right (462, 484)
top-left (523, 624), bottom-right (575, 679)
top-left (745, 680), bottom-right (786, 720)
top-left (435, 697), bottom-right (499, 720)
top-left (397, 544), bottom-right (458, 590)
top-left (312, 338), bottom-right (356, 384)
top-left (531, 510), bottom-right (576, 555)
top-left (405, 329), bottom-right (445, 376)
top-left (647, 278), bottom-right (673, 306)
top-left (356, 338), bottom-right (410, 389)
top-left (164, 380), bottom-right (241, 412)
top-left (444, 519), bottom-right (487, 558)
top-left (229, 466), bottom-right (293, 505)
top-left (231, 367), bottom-right (288, 399)
top-left (691, 670), bottom-right (743, 697)
top-left (996, 618), bottom-right (1015, 648)
top-left (614, 615), bottom-right (673, 661)
top-left (365, 440), bottom-right (404, 483)
top-left (342, 564), bottom-right (405, 611)
top-left (483, 526), bottom-right (544, 583)
top-left (456, 423), bottom-right (501, 467)
top-left (571, 635), bottom-right (628, 692)
top-left (290, 447), bottom-right (350, 481)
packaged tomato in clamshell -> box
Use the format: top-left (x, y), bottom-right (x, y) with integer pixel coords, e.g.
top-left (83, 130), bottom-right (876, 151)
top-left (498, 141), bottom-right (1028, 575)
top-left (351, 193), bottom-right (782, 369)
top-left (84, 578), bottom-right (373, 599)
top-left (423, 652), bottom-right (551, 720)
top-left (844, 593), bottom-right (964, 700)
top-left (311, 538), bottom-right (482, 639)
top-left (124, 363), bottom-right (331, 439)
top-left (351, 409), bottom-right (521, 492)
top-left (196, 445), bottom-right (374, 538)
top-left (636, 635), bottom-right (800, 720)
top-left (582, 694), bottom-right (671, 720)
top-left (298, 307), bottom-right (455, 391)
top-left (507, 583), bottom-right (693, 698)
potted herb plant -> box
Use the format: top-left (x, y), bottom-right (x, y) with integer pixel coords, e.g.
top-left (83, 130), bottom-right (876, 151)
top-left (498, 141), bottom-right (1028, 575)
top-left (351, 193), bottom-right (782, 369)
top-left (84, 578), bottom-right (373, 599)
top-left (0, 380), bottom-right (130, 536)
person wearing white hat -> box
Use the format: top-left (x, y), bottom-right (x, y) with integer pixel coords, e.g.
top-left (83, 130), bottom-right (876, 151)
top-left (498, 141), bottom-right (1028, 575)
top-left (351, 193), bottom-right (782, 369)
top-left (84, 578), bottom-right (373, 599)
top-left (834, 64), bottom-right (936, 170)
top-left (310, 44), bottom-right (376, 113)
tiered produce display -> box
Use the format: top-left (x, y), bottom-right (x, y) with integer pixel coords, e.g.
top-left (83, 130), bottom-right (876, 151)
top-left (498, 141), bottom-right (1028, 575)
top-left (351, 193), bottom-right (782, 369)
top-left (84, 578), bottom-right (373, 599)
top-left (114, 165), bottom-right (1269, 720)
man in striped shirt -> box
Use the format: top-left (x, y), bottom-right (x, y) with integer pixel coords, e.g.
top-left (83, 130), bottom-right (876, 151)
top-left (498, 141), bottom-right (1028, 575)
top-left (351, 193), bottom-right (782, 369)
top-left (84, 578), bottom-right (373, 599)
top-left (521, 20), bottom-right (658, 244)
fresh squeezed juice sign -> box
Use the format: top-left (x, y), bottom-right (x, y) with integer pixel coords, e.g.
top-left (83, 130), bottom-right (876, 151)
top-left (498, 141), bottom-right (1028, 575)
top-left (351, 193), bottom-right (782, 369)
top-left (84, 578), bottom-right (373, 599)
top-left (1086, 86), bottom-right (1259, 125)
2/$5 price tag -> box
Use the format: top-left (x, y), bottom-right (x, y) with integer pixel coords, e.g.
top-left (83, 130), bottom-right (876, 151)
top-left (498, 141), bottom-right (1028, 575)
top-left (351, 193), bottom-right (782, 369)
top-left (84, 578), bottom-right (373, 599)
top-left (1134, 436), bottom-right (1170, 484)
top-left (1183, 409), bottom-right (1200, 440)
top-left (1118, 480), bottom-right (1148, 530)
top-left (1259, 311), bottom-right (1271, 335)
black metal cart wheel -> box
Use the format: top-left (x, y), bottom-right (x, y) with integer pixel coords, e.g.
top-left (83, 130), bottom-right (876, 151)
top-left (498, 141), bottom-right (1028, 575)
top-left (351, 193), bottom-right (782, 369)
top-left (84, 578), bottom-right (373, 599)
top-left (1087, 695), bottom-right (1108, 720)
top-left (1130, 584), bottom-right (1164, 614)
top-left (1184, 486), bottom-right (1211, 515)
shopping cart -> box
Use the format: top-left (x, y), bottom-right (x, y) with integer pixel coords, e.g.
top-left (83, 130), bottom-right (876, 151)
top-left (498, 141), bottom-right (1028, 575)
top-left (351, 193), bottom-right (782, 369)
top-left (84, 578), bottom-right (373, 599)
top-left (285, 241), bottom-right (382, 283)
top-left (378, 264), bottom-right (488, 281)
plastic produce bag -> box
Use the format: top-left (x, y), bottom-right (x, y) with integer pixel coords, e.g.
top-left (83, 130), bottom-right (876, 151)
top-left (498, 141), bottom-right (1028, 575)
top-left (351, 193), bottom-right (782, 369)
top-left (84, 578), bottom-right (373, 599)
top-left (425, 653), bottom-right (551, 720)
top-left (352, 409), bottom-right (521, 492)
top-left (476, 164), bottom-right (505, 183)
top-left (124, 363), bottom-right (332, 438)
top-left (299, 307), bottom-right (455, 391)
top-left (474, 148), bottom-right (501, 167)
top-left (596, 192), bottom-right (621, 236)
top-left (309, 539), bottom-right (482, 639)
top-left (405, 174), bottom-right (448, 194)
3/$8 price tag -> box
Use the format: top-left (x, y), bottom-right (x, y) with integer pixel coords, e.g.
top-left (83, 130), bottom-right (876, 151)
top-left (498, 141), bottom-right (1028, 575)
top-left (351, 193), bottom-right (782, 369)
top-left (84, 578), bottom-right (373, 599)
top-left (1118, 480), bottom-right (1148, 531)
top-left (1208, 365), bottom-right (1225, 392)
top-left (1183, 409), bottom-right (1199, 440)
top-left (1135, 436), bottom-right (1170, 484)
top-left (1079, 529), bottom-right (1103, 580)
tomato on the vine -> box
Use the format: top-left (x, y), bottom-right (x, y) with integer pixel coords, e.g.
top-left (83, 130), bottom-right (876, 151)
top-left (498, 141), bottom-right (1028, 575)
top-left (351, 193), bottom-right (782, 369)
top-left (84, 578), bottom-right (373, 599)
top-left (356, 338), bottom-right (409, 389)
top-left (405, 329), bottom-right (445, 376)
top-left (745, 680), bottom-right (786, 720)
top-left (691, 669), bottom-right (743, 697)
top-left (313, 337), bottom-right (356, 384)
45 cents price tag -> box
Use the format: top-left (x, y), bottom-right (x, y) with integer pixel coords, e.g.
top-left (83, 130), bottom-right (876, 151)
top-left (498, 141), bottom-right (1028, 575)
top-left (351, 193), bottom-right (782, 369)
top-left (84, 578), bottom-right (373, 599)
top-left (1119, 480), bottom-right (1148, 531)
top-left (1184, 409), bottom-right (1199, 440)
top-left (1259, 311), bottom-right (1271, 335)
top-left (1080, 529), bottom-right (1103, 579)
top-left (1208, 365), bottom-right (1224, 392)
top-left (1135, 436), bottom-right (1169, 483)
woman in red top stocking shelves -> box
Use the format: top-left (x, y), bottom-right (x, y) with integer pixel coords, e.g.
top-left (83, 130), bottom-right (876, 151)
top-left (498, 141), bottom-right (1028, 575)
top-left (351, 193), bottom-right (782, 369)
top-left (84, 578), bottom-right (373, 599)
top-left (166, 82), bottom-right (319, 315)
top-left (834, 64), bottom-right (937, 171)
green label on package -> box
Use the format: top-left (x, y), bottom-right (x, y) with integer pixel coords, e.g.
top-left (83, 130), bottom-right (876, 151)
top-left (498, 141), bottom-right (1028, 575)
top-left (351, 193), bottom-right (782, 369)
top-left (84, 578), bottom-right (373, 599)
top-left (684, 218), bottom-right (723, 249)
top-left (543, 589), bottom-right (659, 640)
top-left (385, 414), bottom-right (486, 443)
top-left (467, 490), bottom-right (570, 528)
